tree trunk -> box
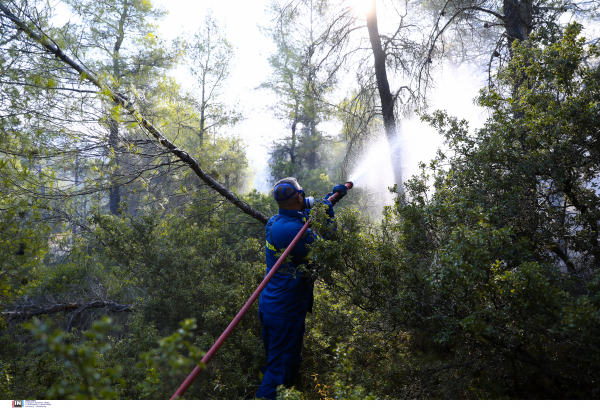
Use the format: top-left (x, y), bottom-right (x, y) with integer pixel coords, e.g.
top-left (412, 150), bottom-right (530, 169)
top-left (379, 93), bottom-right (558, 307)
top-left (309, 118), bottom-right (317, 168)
top-left (291, 120), bottom-right (297, 165)
top-left (503, 0), bottom-right (534, 109)
top-left (366, 0), bottom-right (403, 193)
top-left (200, 69), bottom-right (207, 146)
top-left (72, 152), bottom-right (79, 238)
top-left (107, 0), bottom-right (129, 215)
top-left (108, 117), bottom-right (120, 215)
top-left (503, 0), bottom-right (534, 48)
top-left (290, 104), bottom-right (299, 177)
top-left (291, 121), bottom-right (297, 165)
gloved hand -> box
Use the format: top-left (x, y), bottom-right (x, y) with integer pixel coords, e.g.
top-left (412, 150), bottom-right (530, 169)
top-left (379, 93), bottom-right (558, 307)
top-left (332, 184), bottom-right (348, 199)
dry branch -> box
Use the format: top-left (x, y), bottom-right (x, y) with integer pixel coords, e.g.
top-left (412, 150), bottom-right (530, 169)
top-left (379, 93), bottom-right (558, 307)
top-left (1, 301), bottom-right (132, 324)
top-left (0, 1), bottom-right (270, 225)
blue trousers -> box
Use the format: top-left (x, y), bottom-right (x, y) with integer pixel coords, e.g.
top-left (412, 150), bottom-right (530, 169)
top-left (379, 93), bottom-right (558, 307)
top-left (256, 311), bottom-right (305, 400)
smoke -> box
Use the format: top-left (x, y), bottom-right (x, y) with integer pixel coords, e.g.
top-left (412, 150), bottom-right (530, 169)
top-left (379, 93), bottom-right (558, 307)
top-left (402, 63), bottom-right (487, 181)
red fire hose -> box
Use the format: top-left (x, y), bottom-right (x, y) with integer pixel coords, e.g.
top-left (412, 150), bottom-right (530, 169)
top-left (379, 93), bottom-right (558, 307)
top-left (170, 182), bottom-right (353, 399)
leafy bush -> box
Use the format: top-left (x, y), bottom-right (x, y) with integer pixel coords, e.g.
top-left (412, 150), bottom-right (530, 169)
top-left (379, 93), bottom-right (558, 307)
top-left (306, 23), bottom-right (600, 398)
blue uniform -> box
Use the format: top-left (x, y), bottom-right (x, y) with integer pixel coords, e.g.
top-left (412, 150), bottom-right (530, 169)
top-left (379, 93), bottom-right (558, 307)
top-left (256, 208), bottom-right (320, 399)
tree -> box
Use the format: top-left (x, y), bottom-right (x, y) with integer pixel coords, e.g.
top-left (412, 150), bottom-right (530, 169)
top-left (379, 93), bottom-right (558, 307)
top-left (0, 0), bottom-right (77, 299)
top-left (1, 0), bottom-right (256, 224)
top-left (365, 0), bottom-right (395, 156)
top-left (0, 187), bottom-right (269, 399)
top-left (290, 0), bottom-right (428, 191)
top-left (309, 22), bottom-right (600, 398)
top-left (424, 21), bottom-right (600, 275)
top-left (419, 0), bottom-right (600, 85)
top-left (0, 0), bottom-right (270, 261)
top-left (185, 12), bottom-right (242, 148)
top-left (64, 0), bottom-right (176, 214)
top-left (261, 0), bottom-right (344, 193)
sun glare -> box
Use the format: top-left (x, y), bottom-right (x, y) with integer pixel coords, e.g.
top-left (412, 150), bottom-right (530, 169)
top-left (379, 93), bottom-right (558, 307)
top-left (347, 0), bottom-right (374, 16)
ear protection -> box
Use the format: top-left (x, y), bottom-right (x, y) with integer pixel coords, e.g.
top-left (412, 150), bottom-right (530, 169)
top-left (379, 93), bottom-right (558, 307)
top-left (273, 183), bottom-right (315, 209)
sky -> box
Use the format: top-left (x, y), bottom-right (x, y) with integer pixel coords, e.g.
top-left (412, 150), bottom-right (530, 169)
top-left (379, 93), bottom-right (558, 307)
top-left (149, 0), bottom-right (489, 192)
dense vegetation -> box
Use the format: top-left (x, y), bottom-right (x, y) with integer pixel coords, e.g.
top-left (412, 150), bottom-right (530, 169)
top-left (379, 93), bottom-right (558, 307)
top-left (1, 0), bottom-right (600, 400)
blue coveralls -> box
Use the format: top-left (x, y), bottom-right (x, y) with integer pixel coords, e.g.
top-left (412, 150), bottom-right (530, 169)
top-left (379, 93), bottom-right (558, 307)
top-left (256, 208), bottom-right (320, 399)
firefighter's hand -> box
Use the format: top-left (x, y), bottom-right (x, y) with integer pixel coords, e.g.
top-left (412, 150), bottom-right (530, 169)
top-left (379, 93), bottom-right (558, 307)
top-left (332, 184), bottom-right (348, 199)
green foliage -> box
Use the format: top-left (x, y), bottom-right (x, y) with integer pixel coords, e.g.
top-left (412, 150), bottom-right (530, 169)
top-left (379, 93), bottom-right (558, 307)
top-left (81, 194), bottom-right (265, 398)
top-left (276, 344), bottom-right (376, 400)
top-left (104, 312), bottom-right (160, 399)
top-left (0, 330), bottom-right (69, 400)
top-left (0, 196), bottom-right (50, 304)
top-left (0, 360), bottom-right (10, 397)
top-left (138, 318), bottom-right (205, 398)
top-left (65, 0), bottom-right (173, 84)
top-left (331, 345), bottom-right (376, 400)
top-left (303, 23), bottom-right (600, 398)
top-left (1, 185), bottom-right (271, 399)
top-left (276, 385), bottom-right (305, 399)
top-left (15, 315), bottom-right (208, 400)
top-left (27, 316), bottom-right (124, 399)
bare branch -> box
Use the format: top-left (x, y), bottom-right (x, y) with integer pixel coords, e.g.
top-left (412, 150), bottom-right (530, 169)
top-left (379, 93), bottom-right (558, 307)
top-left (2, 301), bottom-right (133, 324)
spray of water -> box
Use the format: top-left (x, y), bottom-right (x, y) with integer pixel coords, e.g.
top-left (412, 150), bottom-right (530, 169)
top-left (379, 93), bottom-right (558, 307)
top-left (344, 62), bottom-right (489, 219)
top-left (347, 132), bottom-right (399, 218)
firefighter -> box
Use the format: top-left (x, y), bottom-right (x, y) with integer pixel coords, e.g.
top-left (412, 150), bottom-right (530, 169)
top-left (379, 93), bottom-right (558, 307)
top-left (256, 177), bottom-right (348, 399)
